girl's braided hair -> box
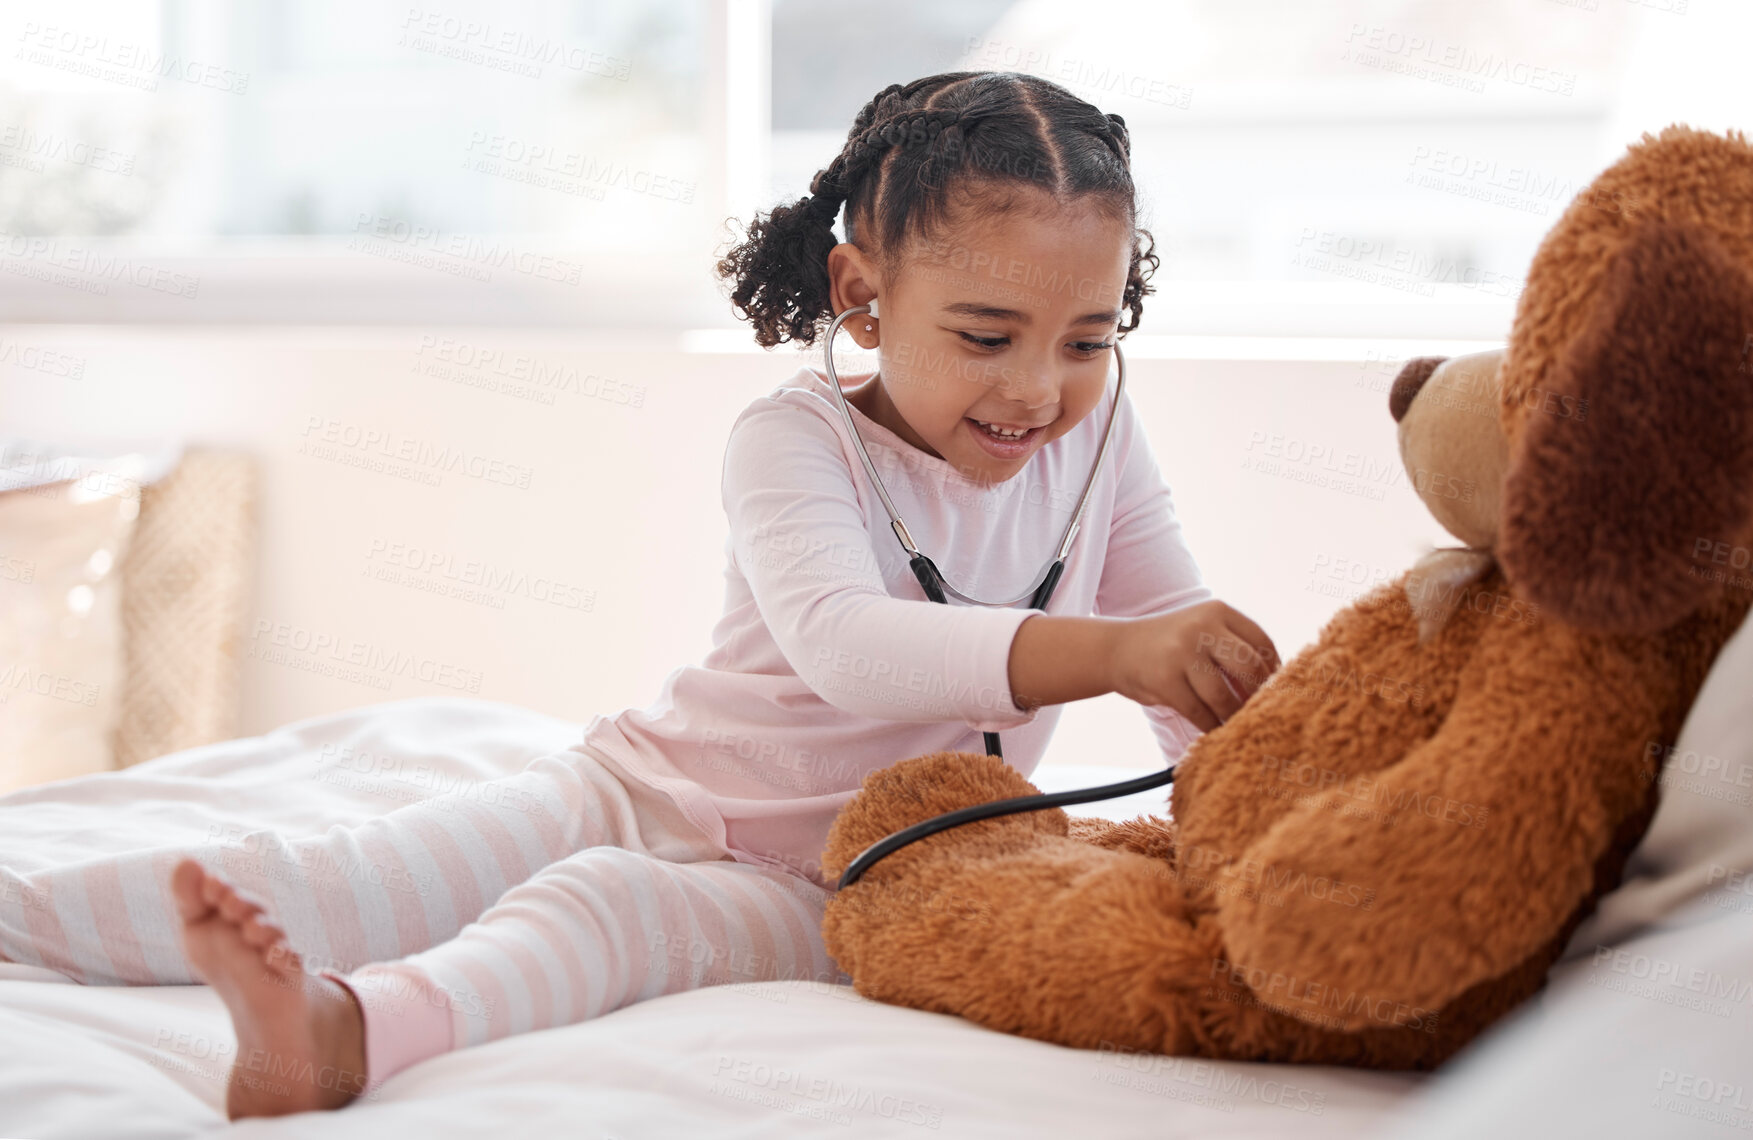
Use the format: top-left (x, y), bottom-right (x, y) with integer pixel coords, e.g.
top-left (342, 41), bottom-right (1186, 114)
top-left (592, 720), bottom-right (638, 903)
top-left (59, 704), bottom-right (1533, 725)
top-left (715, 70), bottom-right (1159, 348)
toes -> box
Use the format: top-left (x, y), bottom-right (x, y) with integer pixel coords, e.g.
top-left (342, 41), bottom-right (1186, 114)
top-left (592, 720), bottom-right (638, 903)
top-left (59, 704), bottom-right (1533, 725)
top-left (239, 915), bottom-right (284, 950)
top-left (261, 940), bottom-right (303, 975)
top-left (187, 866), bottom-right (276, 934)
top-left (218, 890), bottom-right (264, 926)
top-left (200, 870), bottom-right (258, 911)
top-left (172, 859), bottom-right (214, 920)
top-left (258, 935), bottom-right (304, 979)
top-left (174, 860), bottom-right (301, 980)
top-left (200, 871), bottom-right (228, 909)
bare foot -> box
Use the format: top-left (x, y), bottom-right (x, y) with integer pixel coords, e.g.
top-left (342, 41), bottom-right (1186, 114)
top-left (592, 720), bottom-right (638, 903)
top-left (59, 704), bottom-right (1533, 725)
top-left (171, 858), bottom-right (369, 1118)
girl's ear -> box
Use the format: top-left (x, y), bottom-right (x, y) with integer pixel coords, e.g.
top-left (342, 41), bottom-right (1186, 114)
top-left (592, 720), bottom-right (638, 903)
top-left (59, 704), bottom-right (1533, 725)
top-left (1497, 219), bottom-right (1753, 634)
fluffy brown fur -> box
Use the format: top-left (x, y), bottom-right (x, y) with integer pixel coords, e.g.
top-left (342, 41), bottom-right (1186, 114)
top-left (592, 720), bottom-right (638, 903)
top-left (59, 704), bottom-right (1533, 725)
top-left (818, 125), bottom-right (1753, 1070)
top-left (1498, 127), bottom-right (1753, 633)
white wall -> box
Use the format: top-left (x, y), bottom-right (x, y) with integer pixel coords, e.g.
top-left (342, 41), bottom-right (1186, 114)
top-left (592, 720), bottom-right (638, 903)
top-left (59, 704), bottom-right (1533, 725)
top-left (3, 326), bottom-right (1464, 768)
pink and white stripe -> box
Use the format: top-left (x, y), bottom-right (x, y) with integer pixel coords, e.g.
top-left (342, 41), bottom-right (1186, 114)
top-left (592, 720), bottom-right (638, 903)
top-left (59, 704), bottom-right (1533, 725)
top-left (0, 744), bottom-right (845, 1088)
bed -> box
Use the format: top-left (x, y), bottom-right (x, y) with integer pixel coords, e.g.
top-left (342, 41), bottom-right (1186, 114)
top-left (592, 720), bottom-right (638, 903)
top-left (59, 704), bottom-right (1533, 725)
top-left (5, 607), bottom-right (1751, 1139)
top-left (0, 695), bottom-right (1426, 1139)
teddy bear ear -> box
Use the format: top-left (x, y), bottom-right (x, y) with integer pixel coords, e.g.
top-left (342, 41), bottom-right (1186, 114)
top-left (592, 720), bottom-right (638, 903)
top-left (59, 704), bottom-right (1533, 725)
top-left (1497, 220), bottom-right (1753, 635)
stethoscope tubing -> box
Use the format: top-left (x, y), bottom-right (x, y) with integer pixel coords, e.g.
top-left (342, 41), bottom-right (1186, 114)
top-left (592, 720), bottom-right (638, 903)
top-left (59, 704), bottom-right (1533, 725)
top-left (836, 765), bottom-right (1176, 889)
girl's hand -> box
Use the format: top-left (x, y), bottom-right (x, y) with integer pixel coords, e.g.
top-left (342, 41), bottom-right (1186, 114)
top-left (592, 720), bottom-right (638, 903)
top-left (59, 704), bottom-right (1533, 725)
top-left (1109, 600), bottom-right (1280, 732)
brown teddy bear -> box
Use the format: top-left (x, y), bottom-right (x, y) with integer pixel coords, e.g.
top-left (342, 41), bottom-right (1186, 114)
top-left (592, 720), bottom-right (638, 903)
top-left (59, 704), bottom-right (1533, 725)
top-left (818, 124), bottom-right (1753, 1070)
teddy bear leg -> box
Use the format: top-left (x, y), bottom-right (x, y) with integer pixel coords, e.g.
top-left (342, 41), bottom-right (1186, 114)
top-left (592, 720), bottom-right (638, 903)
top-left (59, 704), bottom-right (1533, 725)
top-left (823, 832), bottom-right (1274, 1057)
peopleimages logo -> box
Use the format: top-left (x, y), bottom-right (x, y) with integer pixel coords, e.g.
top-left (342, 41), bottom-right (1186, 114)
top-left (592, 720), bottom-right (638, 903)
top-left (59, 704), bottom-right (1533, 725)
top-left (1256, 755), bottom-right (1490, 829)
top-left (809, 646), bottom-right (1010, 715)
top-left (349, 213), bottom-right (583, 286)
top-left (297, 416), bottom-right (534, 489)
top-left (1209, 958), bottom-right (1440, 1034)
top-left (14, 22), bottom-right (251, 94)
top-left (1340, 23), bottom-right (1577, 96)
top-left (1093, 1041), bottom-right (1328, 1115)
top-left (710, 1055), bottom-right (944, 1130)
top-left (249, 619), bottom-right (485, 694)
top-left (0, 230), bottom-right (201, 298)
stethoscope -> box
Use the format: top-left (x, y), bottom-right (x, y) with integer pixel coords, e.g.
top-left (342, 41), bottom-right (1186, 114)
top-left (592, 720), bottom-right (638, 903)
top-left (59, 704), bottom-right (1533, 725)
top-left (820, 302), bottom-right (1178, 890)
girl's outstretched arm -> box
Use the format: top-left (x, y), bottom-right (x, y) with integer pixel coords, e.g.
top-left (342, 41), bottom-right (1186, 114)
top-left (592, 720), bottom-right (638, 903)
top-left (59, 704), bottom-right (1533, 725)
top-left (1009, 603), bottom-right (1278, 732)
top-left (723, 401), bottom-right (1041, 732)
top-left (1078, 376), bottom-right (1278, 741)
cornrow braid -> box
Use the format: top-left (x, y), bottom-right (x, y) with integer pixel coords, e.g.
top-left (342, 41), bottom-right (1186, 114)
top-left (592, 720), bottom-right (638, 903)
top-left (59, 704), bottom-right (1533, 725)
top-left (1099, 112), bottom-right (1131, 165)
top-left (1091, 110), bottom-right (1158, 332)
top-left (809, 71), bottom-right (971, 241)
top-left (808, 106), bottom-right (968, 222)
top-left (715, 70), bottom-right (1157, 348)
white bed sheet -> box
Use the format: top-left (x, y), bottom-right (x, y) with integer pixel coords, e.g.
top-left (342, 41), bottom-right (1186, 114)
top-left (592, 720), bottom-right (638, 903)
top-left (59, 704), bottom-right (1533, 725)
top-left (0, 697), bottom-right (1423, 1139)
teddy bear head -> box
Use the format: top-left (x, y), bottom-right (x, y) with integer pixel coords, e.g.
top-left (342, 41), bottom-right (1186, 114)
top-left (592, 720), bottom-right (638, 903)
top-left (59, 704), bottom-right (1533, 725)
top-left (1386, 125), bottom-right (1753, 635)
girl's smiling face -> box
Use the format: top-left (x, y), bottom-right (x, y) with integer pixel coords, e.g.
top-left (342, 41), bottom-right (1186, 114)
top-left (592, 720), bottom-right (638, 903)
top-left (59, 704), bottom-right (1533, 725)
top-left (827, 187), bottom-right (1134, 484)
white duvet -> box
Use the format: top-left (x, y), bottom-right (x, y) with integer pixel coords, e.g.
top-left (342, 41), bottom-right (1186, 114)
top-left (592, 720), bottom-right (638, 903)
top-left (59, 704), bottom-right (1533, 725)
top-left (0, 697), bottom-right (1423, 1139)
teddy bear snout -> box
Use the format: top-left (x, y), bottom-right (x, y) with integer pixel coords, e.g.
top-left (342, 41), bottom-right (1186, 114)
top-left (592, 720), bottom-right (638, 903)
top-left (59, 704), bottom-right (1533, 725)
top-left (1388, 356), bottom-right (1448, 423)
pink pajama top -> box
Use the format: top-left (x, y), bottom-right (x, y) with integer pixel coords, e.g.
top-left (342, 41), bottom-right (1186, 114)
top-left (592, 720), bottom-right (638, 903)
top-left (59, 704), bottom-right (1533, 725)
top-left (579, 363), bottom-right (1211, 890)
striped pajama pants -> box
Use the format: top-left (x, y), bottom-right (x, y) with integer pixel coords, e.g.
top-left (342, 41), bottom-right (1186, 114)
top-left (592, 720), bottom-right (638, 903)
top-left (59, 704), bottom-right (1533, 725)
top-left (0, 744), bottom-right (846, 1090)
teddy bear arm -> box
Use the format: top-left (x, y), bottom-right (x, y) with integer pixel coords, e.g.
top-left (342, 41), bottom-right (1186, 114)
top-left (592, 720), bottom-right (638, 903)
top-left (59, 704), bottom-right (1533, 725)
top-left (1169, 587), bottom-right (1452, 843)
top-left (1216, 636), bottom-right (1662, 1031)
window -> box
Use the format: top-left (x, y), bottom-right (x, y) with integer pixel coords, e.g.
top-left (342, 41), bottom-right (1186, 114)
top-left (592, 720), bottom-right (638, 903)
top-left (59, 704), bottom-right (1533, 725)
top-left (2, 0), bottom-right (1745, 331)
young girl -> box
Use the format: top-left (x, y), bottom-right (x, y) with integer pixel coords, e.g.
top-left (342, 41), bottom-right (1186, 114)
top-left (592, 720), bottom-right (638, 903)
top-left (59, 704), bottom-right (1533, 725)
top-left (0, 69), bottom-right (1278, 1117)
